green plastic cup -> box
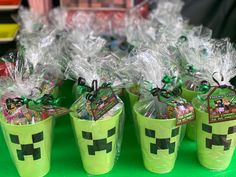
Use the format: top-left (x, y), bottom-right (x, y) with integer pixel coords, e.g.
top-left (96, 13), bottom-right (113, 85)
top-left (125, 88), bottom-right (139, 136)
top-left (181, 87), bottom-right (200, 103)
top-left (180, 124), bottom-right (186, 142)
top-left (127, 89), bottom-right (187, 144)
top-left (134, 101), bottom-right (181, 174)
top-left (125, 88), bottom-right (139, 117)
top-left (70, 106), bottom-right (123, 175)
top-left (1, 117), bottom-right (53, 177)
top-left (181, 87), bottom-right (200, 141)
top-left (193, 98), bottom-right (236, 170)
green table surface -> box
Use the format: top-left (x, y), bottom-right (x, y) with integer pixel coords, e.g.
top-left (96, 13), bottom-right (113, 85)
top-left (1, 80), bottom-right (236, 177)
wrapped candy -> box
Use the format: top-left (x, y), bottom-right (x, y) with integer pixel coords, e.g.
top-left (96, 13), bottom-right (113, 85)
top-left (0, 55), bottom-right (68, 125)
top-left (127, 47), bottom-right (194, 120)
top-left (64, 31), bottom-right (130, 107)
top-left (17, 7), bottom-right (70, 91)
top-left (174, 26), bottom-right (213, 141)
top-left (68, 83), bottom-right (125, 175)
top-left (0, 50), bottom-right (69, 177)
top-left (125, 13), bottom-right (162, 48)
top-left (64, 28), bottom-right (131, 174)
top-left (64, 28), bottom-right (106, 99)
top-left (123, 0), bottom-right (190, 117)
top-left (68, 76), bottom-right (125, 175)
top-left (101, 34), bottom-right (134, 58)
top-left (0, 16), bottom-right (70, 123)
top-left (64, 25), bottom-right (135, 99)
top-left (127, 45), bottom-right (194, 173)
top-left (177, 26), bottom-right (213, 93)
top-left (149, 0), bottom-right (185, 29)
top-left (17, 7), bottom-right (49, 34)
top-left (181, 38), bottom-right (235, 111)
top-left (184, 38), bottom-right (236, 171)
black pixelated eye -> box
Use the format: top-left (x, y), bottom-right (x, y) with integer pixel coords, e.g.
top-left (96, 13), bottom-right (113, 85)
top-left (145, 128), bottom-right (155, 138)
top-left (32, 132), bottom-right (43, 143)
top-left (82, 131), bottom-right (93, 140)
top-left (108, 127), bottom-right (116, 137)
top-left (202, 123), bottom-right (212, 133)
top-left (228, 126), bottom-right (236, 134)
top-left (171, 127), bottom-right (180, 137)
top-left (10, 134), bottom-right (19, 144)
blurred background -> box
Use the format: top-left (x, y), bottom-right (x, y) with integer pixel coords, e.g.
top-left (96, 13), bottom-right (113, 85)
top-left (1, 0), bottom-right (236, 55)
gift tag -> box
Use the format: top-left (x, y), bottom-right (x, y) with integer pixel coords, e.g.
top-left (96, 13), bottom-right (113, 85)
top-left (168, 98), bottom-right (195, 126)
top-left (152, 84), bottom-right (195, 125)
top-left (207, 86), bottom-right (236, 123)
top-left (89, 87), bottom-right (119, 120)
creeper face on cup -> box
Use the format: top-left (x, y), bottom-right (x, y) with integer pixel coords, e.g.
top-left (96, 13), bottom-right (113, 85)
top-left (135, 103), bottom-right (181, 174)
top-left (70, 106), bottom-right (122, 175)
top-left (201, 123), bottom-right (236, 151)
top-left (193, 97), bottom-right (236, 170)
top-left (1, 117), bottom-right (53, 177)
top-left (82, 127), bottom-right (116, 155)
top-left (145, 127), bottom-right (180, 155)
top-left (9, 131), bottom-right (44, 161)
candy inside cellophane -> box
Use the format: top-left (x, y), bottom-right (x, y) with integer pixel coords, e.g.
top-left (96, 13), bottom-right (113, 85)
top-left (126, 46), bottom-right (193, 120)
top-left (177, 26), bottom-right (214, 92)
top-left (0, 39), bottom-right (66, 125)
top-left (190, 39), bottom-right (236, 112)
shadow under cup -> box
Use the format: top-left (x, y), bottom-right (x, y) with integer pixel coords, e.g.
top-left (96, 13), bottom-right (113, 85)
top-left (192, 98), bottom-right (236, 170)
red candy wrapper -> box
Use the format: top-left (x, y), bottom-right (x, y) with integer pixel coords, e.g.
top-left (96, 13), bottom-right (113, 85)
top-left (0, 62), bottom-right (15, 77)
